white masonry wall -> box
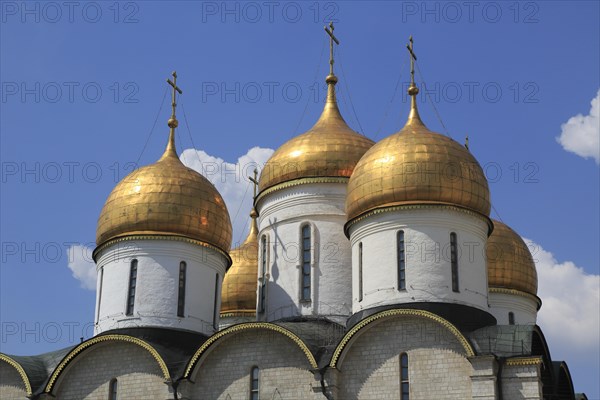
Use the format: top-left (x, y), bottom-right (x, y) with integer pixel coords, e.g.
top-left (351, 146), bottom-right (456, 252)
top-left (51, 341), bottom-right (171, 400)
top-left (94, 239), bottom-right (227, 336)
top-left (348, 207), bottom-right (490, 314)
top-left (181, 329), bottom-right (321, 399)
top-left (488, 291), bottom-right (538, 325)
top-left (337, 315), bottom-right (473, 399)
top-left (256, 182), bottom-right (352, 324)
top-left (501, 362), bottom-right (543, 400)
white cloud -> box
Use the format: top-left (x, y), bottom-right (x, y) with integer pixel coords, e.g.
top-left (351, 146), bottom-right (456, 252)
top-left (556, 89), bottom-right (600, 164)
top-left (524, 238), bottom-right (600, 358)
top-left (66, 244), bottom-right (97, 290)
top-left (180, 146), bottom-right (274, 245)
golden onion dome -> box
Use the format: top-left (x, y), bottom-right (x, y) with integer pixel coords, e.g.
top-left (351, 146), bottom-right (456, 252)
top-left (487, 220), bottom-right (538, 296)
top-left (96, 129), bottom-right (232, 254)
top-left (258, 75), bottom-right (374, 194)
top-left (221, 210), bottom-right (259, 317)
top-left (346, 90), bottom-right (491, 222)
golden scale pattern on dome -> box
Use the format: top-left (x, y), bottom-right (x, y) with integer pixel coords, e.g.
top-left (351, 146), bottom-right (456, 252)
top-left (487, 220), bottom-right (538, 296)
top-left (257, 22), bottom-right (375, 196)
top-left (221, 171), bottom-right (260, 317)
top-left (346, 36), bottom-right (491, 221)
top-left (96, 72), bottom-right (232, 254)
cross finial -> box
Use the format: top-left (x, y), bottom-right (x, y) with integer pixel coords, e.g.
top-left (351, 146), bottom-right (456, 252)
top-left (167, 71), bottom-right (183, 129)
top-left (324, 22), bottom-right (340, 80)
top-left (249, 169), bottom-right (259, 201)
top-left (159, 71), bottom-right (184, 161)
top-left (406, 35), bottom-right (418, 96)
top-left (404, 35), bottom-right (424, 126)
top-left (248, 168), bottom-right (259, 220)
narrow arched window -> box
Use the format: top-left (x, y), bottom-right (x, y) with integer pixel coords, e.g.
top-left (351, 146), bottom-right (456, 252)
top-left (177, 261), bottom-right (186, 317)
top-left (508, 312), bottom-right (515, 325)
top-left (450, 233), bottom-right (459, 292)
top-left (213, 273), bottom-right (219, 330)
top-left (358, 242), bottom-right (363, 302)
top-left (250, 366), bottom-right (260, 400)
top-left (300, 225), bottom-right (311, 301)
top-left (126, 259), bottom-right (137, 316)
top-left (108, 378), bottom-right (118, 400)
top-left (400, 353), bottom-right (409, 399)
top-left (259, 235), bottom-right (267, 313)
top-left (397, 231), bottom-right (406, 291)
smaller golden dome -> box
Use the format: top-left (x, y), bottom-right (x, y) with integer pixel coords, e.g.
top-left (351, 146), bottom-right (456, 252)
top-left (258, 79), bottom-right (374, 194)
top-left (96, 131), bottom-right (232, 253)
top-left (487, 220), bottom-right (538, 296)
top-left (221, 213), bottom-right (259, 316)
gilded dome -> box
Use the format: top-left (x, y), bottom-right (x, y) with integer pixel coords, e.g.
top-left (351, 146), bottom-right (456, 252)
top-left (258, 79), bottom-right (374, 193)
top-left (487, 220), bottom-right (538, 296)
top-left (346, 104), bottom-right (491, 221)
top-left (221, 211), bottom-right (259, 316)
top-left (96, 132), bottom-right (232, 253)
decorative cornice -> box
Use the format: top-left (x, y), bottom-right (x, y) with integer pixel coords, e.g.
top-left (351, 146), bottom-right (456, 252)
top-left (93, 234), bottom-right (232, 267)
top-left (255, 177), bottom-right (349, 208)
top-left (489, 287), bottom-right (542, 310)
top-left (344, 203), bottom-right (493, 238)
top-left (0, 354), bottom-right (32, 396)
top-left (44, 334), bottom-right (171, 394)
top-left (505, 356), bottom-right (543, 366)
top-left (330, 308), bottom-right (475, 368)
top-left (220, 311), bottom-right (257, 318)
top-left (184, 322), bottom-right (318, 379)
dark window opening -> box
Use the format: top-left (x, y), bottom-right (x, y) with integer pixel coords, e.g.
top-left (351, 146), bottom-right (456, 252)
top-left (109, 378), bottom-right (118, 400)
top-left (213, 273), bottom-right (219, 329)
top-left (358, 242), bottom-right (363, 301)
top-left (126, 260), bottom-right (137, 316)
top-left (401, 353), bottom-right (409, 399)
top-left (508, 311), bottom-right (515, 325)
top-left (250, 366), bottom-right (259, 400)
top-left (398, 231), bottom-right (406, 291)
top-left (177, 261), bottom-right (186, 317)
top-left (301, 225), bottom-right (311, 301)
top-left (450, 233), bottom-right (459, 292)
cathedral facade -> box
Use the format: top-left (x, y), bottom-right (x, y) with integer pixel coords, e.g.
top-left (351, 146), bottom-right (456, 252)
top-left (0, 33), bottom-right (587, 400)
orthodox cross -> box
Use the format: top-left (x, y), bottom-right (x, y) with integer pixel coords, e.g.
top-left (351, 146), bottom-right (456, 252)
top-left (167, 71), bottom-right (183, 123)
top-left (406, 36), bottom-right (418, 88)
top-left (324, 22), bottom-right (340, 76)
top-left (249, 169), bottom-right (259, 201)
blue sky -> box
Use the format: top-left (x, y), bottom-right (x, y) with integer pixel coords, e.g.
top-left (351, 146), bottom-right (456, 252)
top-left (1, 1), bottom-right (599, 397)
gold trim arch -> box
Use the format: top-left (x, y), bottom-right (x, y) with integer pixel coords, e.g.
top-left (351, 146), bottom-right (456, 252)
top-left (330, 309), bottom-right (475, 368)
top-left (44, 334), bottom-right (171, 394)
top-left (0, 354), bottom-right (32, 396)
top-left (184, 322), bottom-right (318, 379)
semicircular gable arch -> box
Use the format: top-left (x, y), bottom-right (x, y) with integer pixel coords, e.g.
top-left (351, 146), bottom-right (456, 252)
top-left (184, 322), bottom-right (318, 380)
top-left (556, 362), bottom-right (576, 399)
top-left (44, 334), bottom-right (170, 395)
top-left (0, 354), bottom-right (32, 396)
top-left (330, 308), bottom-right (475, 369)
